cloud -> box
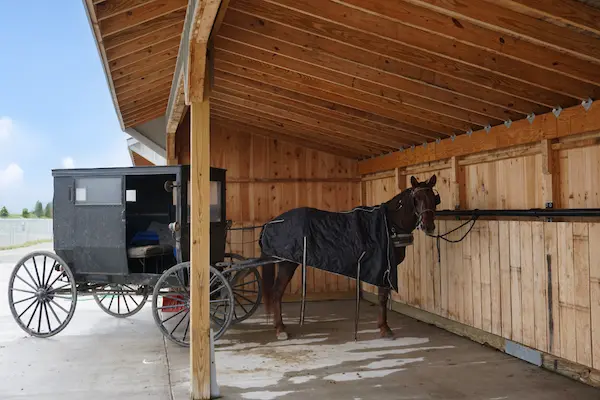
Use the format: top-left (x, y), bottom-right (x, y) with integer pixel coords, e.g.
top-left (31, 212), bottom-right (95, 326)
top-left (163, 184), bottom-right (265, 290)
top-left (0, 116), bottom-right (13, 141)
top-left (0, 163), bottom-right (24, 189)
top-left (61, 157), bottom-right (75, 169)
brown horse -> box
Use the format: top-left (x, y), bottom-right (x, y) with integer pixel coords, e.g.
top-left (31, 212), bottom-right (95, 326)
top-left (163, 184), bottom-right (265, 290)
top-left (261, 174), bottom-right (439, 340)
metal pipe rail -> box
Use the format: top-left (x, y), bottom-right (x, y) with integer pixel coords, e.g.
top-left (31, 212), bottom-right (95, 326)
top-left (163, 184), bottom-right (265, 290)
top-left (435, 208), bottom-right (600, 218)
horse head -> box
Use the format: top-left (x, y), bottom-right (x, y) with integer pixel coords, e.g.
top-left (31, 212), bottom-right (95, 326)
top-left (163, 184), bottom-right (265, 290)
top-left (385, 174), bottom-right (440, 235)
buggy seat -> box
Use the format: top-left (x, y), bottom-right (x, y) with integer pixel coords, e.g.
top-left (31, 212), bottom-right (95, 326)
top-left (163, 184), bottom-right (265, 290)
top-left (127, 244), bottom-right (174, 259)
top-left (127, 221), bottom-right (176, 260)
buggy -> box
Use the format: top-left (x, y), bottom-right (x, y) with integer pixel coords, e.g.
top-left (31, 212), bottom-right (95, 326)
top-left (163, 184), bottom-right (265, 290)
top-left (6, 165), bottom-right (264, 346)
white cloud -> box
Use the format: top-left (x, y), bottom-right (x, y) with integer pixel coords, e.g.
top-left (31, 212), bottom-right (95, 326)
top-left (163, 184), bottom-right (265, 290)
top-left (0, 163), bottom-right (24, 188)
top-left (61, 157), bottom-right (75, 169)
top-left (0, 116), bottom-right (13, 141)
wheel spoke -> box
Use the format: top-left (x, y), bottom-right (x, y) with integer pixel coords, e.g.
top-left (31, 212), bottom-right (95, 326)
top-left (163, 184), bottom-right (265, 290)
top-left (234, 296), bottom-right (249, 314)
top-left (157, 304), bottom-right (187, 311)
top-left (13, 295), bottom-right (37, 305)
top-left (41, 256), bottom-right (47, 290)
top-left (11, 287), bottom-right (37, 295)
top-left (26, 301), bottom-right (41, 330)
top-left (47, 271), bottom-right (66, 289)
top-left (210, 284), bottom-right (226, 296)
top-left (170, 311), bottom-right (189, 335)
top-left (20, 263), bottom-right (41, 290)
top-left (209, 298), bottom-right (230, 304)
top-left (49, 298), bottom-right (70, 314)
top-left (183, 320), bottom-right (190, 342)
top-left (161, 308), bottom-right (187, 324)
top-left (14, 274), bottom-right (38, 292)
top-left (43, 302), bottom-right (52, 333)
top-left (44, 261), bottom-right (58, 287)
top-left (234, 292), bottom-right (257, 306)
top-left (233, 279), bottom-right (258, 288)
top-left (46, 301), bottom-right (62, 325)
top-left (49, 284), bottom-right (71, 293)
top-left (122, 293), bottom-right (131, 314)
top-left (17, 298), bottom-right (38, 319)
top-left (174, 272), bottom-right (190, 297)
top-left (127, 295), bottom-right (140, 307)
top-left (32, 257), bottom-right (43, 288)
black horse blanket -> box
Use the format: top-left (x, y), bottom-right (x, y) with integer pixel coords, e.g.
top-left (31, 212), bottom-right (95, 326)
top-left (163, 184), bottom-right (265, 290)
top-left (259, 205), bottom-right (398, 291)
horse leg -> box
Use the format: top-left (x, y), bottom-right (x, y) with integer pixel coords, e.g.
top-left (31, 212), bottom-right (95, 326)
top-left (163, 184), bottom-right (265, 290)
top-left (377, 286), bottom-right (394, 339)
top-left (272, 261), bottom-right (298, 340)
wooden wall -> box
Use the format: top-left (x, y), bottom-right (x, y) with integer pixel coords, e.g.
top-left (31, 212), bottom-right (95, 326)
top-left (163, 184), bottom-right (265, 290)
top-left (177, 114), bottom-right (361, 298)
top-left (362, 133), bottom-right (600, 377)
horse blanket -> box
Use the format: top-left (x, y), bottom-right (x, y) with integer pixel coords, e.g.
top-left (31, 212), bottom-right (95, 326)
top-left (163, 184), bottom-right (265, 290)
top-left (259, 205), bottom-right (398, 291)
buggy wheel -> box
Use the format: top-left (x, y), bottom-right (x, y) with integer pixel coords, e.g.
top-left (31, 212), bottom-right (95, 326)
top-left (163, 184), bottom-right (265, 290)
top-left (93, 284), bottom-right (148, 318)
top-left (222, 264), bottom-right (262, 324)
top-left (152, 262), bottom-right (234, 347)
top-left (7, 251), bottom-right (77, 338)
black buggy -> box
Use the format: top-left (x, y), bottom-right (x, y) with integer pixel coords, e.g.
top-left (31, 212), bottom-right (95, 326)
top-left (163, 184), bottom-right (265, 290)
top-left (6, 165), bottom-right (263, 346)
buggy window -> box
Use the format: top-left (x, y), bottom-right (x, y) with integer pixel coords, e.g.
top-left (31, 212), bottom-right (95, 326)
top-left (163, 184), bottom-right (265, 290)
top-left (75, 177), bottom-right (122, 205)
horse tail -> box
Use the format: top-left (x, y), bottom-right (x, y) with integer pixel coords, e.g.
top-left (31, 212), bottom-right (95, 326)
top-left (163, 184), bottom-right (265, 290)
top-left (261, 255), bottom-right (275, 316)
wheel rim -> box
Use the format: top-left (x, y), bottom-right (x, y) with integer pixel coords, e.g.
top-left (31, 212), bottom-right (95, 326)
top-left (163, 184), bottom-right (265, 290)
top-left (223, 267), bottom-right (262, 324)
top-left (8, 251), bottom-right (77, 338)
top-left (152, 263), bottom-right (234, 347)
top-left (93, 284), bottom-right (148, 318)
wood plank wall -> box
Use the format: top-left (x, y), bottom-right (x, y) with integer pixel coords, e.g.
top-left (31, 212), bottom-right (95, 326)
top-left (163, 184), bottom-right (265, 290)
top-left (177, 117), bottom-right (361, 298)
top-left (362, 134), bottom-right (600, 372)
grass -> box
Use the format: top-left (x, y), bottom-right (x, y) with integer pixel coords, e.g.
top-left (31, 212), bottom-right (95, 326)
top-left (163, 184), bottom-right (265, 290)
top-left (0, 239), bottom-right (52, 251)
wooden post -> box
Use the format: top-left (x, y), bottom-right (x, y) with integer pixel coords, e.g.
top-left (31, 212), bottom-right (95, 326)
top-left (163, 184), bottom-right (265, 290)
top-left (395, 167), bottom-right (406, 194)
top-left (449, 156), bottom-right (462, 209)
top-left (540, 139), bottom-right (559, 208)
top-left (166, 132), bottom-right (178, 165)
top-left (189, 40), bottom-right (213, 400)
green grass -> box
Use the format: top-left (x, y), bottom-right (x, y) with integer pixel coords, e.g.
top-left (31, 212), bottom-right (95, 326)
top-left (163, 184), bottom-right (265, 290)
top-left (0, 239), bottom-right (52, 251)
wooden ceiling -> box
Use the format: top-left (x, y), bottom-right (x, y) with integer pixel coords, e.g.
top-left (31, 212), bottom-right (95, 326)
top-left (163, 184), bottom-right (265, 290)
top-left (85, 0), bottom-right (600, 160)
top-left (209, 0), bottom-right (600, 159)
top-left (85, 0), bottom-right (188, 128)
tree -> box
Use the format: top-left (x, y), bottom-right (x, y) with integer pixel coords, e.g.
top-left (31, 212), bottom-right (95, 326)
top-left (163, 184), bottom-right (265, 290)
top-left (44, 203), bottom-right (52, 218)
top-left (0, 206), bottom-right (8, 218)
top-left (22, 208), bottom-right (30, 218)
top-left (34, 201), bottom-right (44, 218)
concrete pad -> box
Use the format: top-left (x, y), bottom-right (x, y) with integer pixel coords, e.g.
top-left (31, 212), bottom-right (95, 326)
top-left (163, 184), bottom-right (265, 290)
top-left (169, 301), bottom-right (600, 400)
top-left (2, 244), bottom-right (599, 400)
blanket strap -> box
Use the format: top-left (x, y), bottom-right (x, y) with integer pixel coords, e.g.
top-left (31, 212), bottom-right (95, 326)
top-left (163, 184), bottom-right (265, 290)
top-left (299, 236), bottom-right (308, 326)
top-left (355, 251), bottom-right (367, 341)
top-left (391, 232), bottom-right (414, 248)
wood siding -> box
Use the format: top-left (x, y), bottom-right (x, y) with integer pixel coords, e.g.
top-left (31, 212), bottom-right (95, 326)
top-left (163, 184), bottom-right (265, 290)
top-left (363, 137), bottom-right (600, 372)
top-left (179, 118), bottom-right (361, 298)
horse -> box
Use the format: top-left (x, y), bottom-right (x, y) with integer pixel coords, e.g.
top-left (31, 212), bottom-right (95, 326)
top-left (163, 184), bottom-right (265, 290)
top-left (259, 174), bottom-right (439, 340)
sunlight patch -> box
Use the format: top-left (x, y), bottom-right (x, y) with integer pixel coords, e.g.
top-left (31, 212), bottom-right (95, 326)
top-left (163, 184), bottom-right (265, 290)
top-left (241, 391), bottom-right (295, 400)
top-left (324, 368), bottom-right (406, 382)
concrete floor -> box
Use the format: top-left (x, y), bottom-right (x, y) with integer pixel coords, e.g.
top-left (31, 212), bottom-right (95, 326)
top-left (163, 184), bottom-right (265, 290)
top-left (1, 244), bottom-right (600, 400)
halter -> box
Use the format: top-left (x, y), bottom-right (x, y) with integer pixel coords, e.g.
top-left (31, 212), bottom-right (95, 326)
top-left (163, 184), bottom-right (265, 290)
top-left (387, 185), bottom-right (439, 245)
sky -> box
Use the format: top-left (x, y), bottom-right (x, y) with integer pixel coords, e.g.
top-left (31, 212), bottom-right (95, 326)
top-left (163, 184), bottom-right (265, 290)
top-left (0, 2), bottom-right (133, 213)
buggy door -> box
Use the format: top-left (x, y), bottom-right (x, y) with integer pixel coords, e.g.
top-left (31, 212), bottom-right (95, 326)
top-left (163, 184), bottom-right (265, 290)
top-left (72, 175), bottom-right (127, 275)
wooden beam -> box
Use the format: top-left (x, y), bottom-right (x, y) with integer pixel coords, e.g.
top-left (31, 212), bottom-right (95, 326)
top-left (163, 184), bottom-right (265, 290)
top-left (111, 41), bottom-right (180, 78)
top-left (99, 1), bottom-right (187, 37)
top-left (123, 108), bottom-right (166, 127)
top-left (339, 0), bottom-right (600, 97)
top-left (403, 0), bottom-right (600, 64)
top-left (216, 22), bottom-right (509, 125)
top-left (232, 0), bottom-right (567, 110)
top-left (166, 131), bottom-right (177, 165)
top-left (121, 100), bottom-right (167, 120)
top-left (358, 101), bottom-right (600, 175)
top-left (186, 0), bottom-right (223, 103)
top-left (449, 156), bottom-right (462, 210)
top-left (214, 43), bottom-right (482, 133)
top-left (496, 0), bottom-right (600, 38)
top-left (113, 57), bottom-right (177, 88)
top-left (119, 89), bottom-right (171, 113)
top-left (190, 97), bottom-right (211, 400)
top-left (211, 106), bottom-right (376, 156)
top-left (117, 78), bottom-right (173, 102)
top-left (211, 116), bottom-right (360, 158)
top-left (215, 57), bottom-right (449, 139)
top-left (213, 83), bottom-right (415, 146)
top-left (221, 9), bottom-right (524, 121)
top-left (114, 68), bottom-right (174, 96)
top-left (95, 0), bottom-right (155, 21)
top-left (214, 72), bottom-right (432, 143)
top-left (211, 90), bottom-right (404, 150)
top-left (105, 20), bottom-right (184, 58)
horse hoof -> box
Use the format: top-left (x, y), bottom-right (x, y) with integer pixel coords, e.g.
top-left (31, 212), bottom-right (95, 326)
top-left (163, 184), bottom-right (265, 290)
top-left (277, 331), bottom-right (289, 340)
top-left (380, 328), bottom-right (395, 340)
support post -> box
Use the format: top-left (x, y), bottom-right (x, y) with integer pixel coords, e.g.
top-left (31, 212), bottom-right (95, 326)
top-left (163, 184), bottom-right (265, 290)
top-left (167, 132), bottom-right (178, 165)
top-left (395, 167), bottom-right (406, 194)
top-left (541, 139), bottom-right (559, 209)
top-left (449, 156), bottom-right (462, 209)
top-left (189, 40), bottom-right (214, 400)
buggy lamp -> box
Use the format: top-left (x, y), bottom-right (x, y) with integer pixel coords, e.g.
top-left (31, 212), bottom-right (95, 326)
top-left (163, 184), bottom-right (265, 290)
top-left (169, 222), bottom-right (180, 232)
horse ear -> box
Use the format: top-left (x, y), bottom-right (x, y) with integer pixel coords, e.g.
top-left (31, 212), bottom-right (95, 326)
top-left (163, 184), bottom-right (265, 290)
top-left (410, 176), bottom-right (419, 187)
top-left (427, 174), bottom-right (437, 187)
